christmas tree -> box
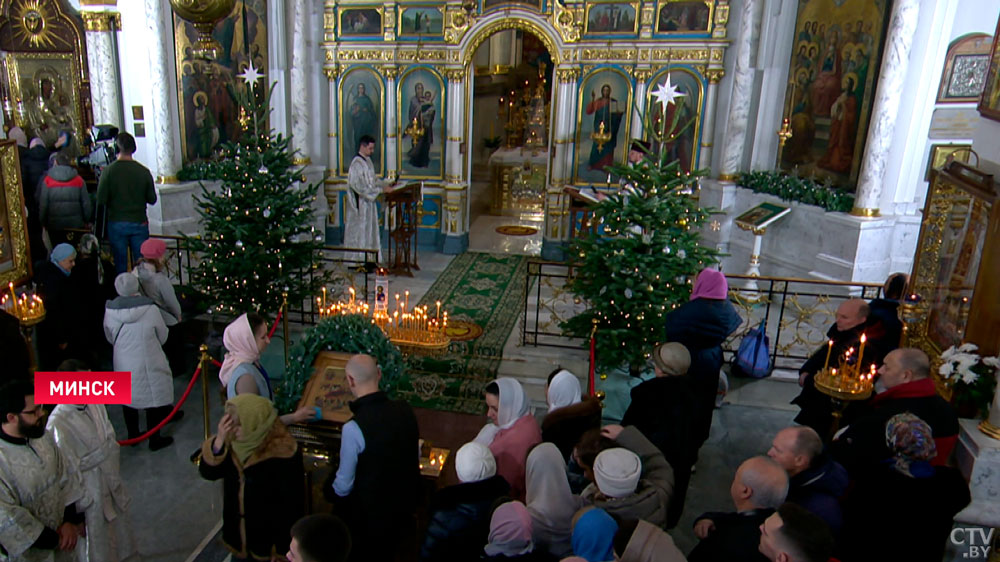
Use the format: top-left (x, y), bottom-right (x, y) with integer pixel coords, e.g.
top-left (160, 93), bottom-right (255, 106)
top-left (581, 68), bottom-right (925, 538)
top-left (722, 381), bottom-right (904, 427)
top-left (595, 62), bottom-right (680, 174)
top-left (562, 76), bottom-right (721, 373)
top-left (183, 64), bottom-right (327, 314)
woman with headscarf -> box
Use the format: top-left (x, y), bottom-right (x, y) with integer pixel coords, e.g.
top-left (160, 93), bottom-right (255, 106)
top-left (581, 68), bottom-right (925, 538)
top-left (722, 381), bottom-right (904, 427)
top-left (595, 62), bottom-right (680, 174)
top-left (838, 413), bottom-right (970, 561)
top-left (475, 378), bottom-right (543, 501)
top-left (220, 313), bottom-right (316, 425)
top-left (199, 394), bottom-right (304, 561)
top-left (133, 238), bottom-right (183, 374)
top-left (105, 272), bottom-right (175, 450)
top-left (421, 442), bottom-right (511, 561)
top-left (662, 268), bottom-right (741, 458)
top-left (571, 508), bottom-right (618, 562)
top-left (483, 501), bottom-right (550, 561)
top-left (525, 442), bottom-right (582, 558)
top-left (34, 242), bottom-right (80, 369)
top-left (541, 369), bottom-right (602, 463)
top-left (72, 234), bottom-right (117, 364)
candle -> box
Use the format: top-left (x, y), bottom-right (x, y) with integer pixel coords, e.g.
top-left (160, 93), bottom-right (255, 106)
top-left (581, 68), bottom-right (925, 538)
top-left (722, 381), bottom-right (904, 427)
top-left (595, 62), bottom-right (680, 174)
top-left (349, 287), bottom-right (355, 306)
top-left (856, 333), bottom-right (867, 375)
top-left (322, 286), bottom-right (327, 310)
top-left (8, 283), bottom-right (17, 316)
top-left (823, 340), bottom-right (833, 371)
top-left (405, 290), bottom-right (409, 311)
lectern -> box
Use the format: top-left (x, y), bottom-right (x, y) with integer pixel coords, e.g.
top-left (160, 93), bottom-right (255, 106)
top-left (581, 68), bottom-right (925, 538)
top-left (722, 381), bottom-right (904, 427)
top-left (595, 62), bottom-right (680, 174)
top-left (386, 183), bottom-right (421, 277)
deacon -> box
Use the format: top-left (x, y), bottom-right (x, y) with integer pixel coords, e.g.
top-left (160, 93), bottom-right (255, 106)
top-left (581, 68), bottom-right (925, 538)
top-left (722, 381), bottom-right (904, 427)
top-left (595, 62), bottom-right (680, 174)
top-left (345, 135), bottom-right (395, 269)
top-left (0, 379), bottom-right (90, 562)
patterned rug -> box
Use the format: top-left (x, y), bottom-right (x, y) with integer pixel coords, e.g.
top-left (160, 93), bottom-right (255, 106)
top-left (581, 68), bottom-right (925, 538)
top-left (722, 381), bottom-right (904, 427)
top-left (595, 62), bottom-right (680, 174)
top-left (392, 252), bottom-right (528, 413)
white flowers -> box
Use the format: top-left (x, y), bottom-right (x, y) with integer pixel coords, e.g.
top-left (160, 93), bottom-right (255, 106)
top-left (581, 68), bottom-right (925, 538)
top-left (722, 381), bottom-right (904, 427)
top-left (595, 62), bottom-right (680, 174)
top-left (938, 344), bottom-right (999, 387)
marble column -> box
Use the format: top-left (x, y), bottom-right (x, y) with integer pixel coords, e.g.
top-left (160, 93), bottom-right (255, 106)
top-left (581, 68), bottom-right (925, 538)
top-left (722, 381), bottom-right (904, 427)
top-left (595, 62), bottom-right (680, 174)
top-left (383, 67), bottom-right (399, 177)
top-left (325, 68), bottom-right (339, 174)
top-left (718, 0), bottom-right (763, 182)
top-left (699, 69), bottom-right (724, 170)
top-left (630, 69), bottom-right (651, 141)
top-left (144, 0), bottom-right (180, 182)
top-left (851, 0), bottom-right (920, 217)
top-left (542, 67), bottom-right (579, 261)
top-left (442, 69), bottom-right (469, 254)
top-left (81, 10), bottom-right (122, 128)
top-left (290, 0), bottom-right (311, 165)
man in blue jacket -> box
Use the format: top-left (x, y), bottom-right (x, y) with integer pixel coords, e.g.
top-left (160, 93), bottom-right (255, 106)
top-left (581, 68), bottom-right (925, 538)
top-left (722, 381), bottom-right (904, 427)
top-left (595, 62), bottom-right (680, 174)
top-left (767, 426), bottom-right (847, 538)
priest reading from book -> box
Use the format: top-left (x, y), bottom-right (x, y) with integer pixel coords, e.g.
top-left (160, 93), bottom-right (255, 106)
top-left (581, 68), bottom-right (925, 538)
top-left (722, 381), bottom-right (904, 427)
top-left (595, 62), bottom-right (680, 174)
top-left (345, 135), bottom-right (399, 269)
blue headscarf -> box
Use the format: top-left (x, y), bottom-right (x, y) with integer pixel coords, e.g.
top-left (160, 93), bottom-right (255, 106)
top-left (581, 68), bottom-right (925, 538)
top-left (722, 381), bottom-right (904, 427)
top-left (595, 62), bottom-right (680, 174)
top-left (572, 508), bottom-right (618, 562)
top-left (50, 243), bottom-right (76, 275)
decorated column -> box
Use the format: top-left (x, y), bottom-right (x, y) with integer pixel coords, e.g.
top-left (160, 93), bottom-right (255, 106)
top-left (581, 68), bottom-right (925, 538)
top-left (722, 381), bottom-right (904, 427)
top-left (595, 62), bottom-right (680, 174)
top-left (442, 68), bottom-right (468, 254)
top-left (630, 68), bottom-right (651, 140)
top-left (717, 0), bottom-right (763, 182)
top-left (325, 68), bottom-right (339, 173)
top-left (541, 67), bottom-right (580, 261)
top-left (144, 0), bottom-right (180, 182)
top-left (290, 0), bottom-right (311, 165)
top-left (699, 69), bottom-right (724, 170)
top-left (80, 9), bottom-right (122, 127)
top-left (851, 0), bottom-right (919, 217)
top-left (383, 66), bottom-right (399, 177)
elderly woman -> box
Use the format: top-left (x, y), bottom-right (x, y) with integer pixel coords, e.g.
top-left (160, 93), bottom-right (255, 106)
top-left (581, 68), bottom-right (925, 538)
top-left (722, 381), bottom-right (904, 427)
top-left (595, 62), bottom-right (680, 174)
top-left (483, 501), bottom-right (549, 561)
top-left (104, 272), bottom-right (174, 450)
top-left (525, 442), bottom-right (581, 558)
top-left (199, 394), bottom-right (304, 561)
top-left (134, 238), bottom-right (183, 373)
top-left (474, 378), bottom-right (542, 501)
top-left (541, 369), bottom-right (601, 463)
top-left (35, 242), bottom-right (79, 369)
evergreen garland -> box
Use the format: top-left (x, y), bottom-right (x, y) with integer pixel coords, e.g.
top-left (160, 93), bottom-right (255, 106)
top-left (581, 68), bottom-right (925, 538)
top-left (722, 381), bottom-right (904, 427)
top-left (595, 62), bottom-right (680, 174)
top-left (738, 171), bottom-right (855, 213)
top-left (274, 314), bottom-right (405, 413)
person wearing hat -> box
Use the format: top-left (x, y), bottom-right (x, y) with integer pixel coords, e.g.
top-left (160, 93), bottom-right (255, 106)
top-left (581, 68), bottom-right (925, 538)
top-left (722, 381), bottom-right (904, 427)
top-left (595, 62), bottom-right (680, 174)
top-left (622, 342), bottom-right (698, 528)
top-left (104, 272), bottom-right (175, 450)
top-left (133, 237), bottom-right (183, 373)
top-left (579, 424), bottom-right (675, 529)
top-left (541, 368), bottom-right (602, 464)
top-left (34, 242), bottom-right (81, 369)
top-left (420, 442), bottom-right (511, 561)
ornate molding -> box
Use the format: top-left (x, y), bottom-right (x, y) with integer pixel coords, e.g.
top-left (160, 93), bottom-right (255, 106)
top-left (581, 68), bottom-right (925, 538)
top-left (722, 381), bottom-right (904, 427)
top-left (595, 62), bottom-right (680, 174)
top-left (81, 10), bottom-right (120, 32)
top-left (444, 68), bottom-right (466, 81)
top-left (556, 67), bottom-right (580, 82)
top-left (443, 7), bottom-right (471, 44)
top-left (553, 0), bottom-right (582, 43)
top-left (446, 136), bottom-right (464, 142)
top-left (713, 1), bottom-right (730, 39)
top-left (323, 66), bottom-right (340, 81)
top-left (581, 48), bottom-right (637, 62)
top-left (335, 50), bottom-right (394, 62)
top-left (640, 4), bottom-right (655, 26)
top-left (381, 66), bottom-right (400, 79)
top-left (650, 48), bottom-right (711, 63)
top-left (632, 68), bottom-right (653, 82)
top-left (398, 49), bottom-right (449, 61)
top-left (705, 68), bottom-right (724, 84)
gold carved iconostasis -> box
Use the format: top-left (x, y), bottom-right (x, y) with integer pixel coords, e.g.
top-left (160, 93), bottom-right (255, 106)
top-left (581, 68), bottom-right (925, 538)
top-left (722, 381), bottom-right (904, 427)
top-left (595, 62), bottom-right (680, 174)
top-left (0, 0), bottom-right (91, 149)
top-left (323, 0), bottom-right (729, 245)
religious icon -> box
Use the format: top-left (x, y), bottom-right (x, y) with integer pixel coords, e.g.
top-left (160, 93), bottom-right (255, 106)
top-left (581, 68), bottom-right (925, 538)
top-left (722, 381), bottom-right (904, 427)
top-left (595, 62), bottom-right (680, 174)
top-left (656, 0), bottom-right (712, 33)
top-left (399, 68), bottom-right (444, 178)
top-left (584, 2), bottom-right (639, 35)
top-left (4, 54), bottom-right (82, 149)
top-left (340, 8), bottom-right (382, 36)
top-left (646, 69), bottom-right (701, 174)
top-left (398, 7), bottom-right (444, 37)
top-left (340, 68), bottom-right (383, 175)
top-left (574, 68), bottom-right (631, 184)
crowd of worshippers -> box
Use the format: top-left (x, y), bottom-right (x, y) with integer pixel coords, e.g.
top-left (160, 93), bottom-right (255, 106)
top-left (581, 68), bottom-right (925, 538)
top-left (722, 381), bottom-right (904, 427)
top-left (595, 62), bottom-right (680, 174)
top-left (0, 268), bottom-right (972, 561)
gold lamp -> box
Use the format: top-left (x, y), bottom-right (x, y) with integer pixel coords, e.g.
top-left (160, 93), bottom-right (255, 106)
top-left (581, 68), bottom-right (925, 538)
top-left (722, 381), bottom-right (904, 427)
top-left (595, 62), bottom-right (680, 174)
top-left (405, 116), bottom-right (425, 144)
top-left (591, 121), bottom-right (611, 152)
top-left (169, 0), bottom-right (237, 61)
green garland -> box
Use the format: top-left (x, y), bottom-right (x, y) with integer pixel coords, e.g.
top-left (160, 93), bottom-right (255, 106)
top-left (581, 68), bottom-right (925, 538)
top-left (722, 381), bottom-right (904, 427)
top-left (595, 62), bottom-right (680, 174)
top-left (738, 171), bottom-right (855, 213)
top-left (273, 314), bottom-right (405, 413)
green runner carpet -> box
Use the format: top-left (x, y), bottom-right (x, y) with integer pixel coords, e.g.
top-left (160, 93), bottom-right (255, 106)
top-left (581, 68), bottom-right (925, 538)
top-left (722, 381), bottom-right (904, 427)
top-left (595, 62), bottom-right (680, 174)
top-left (392, 252), bottom-right (528, 413)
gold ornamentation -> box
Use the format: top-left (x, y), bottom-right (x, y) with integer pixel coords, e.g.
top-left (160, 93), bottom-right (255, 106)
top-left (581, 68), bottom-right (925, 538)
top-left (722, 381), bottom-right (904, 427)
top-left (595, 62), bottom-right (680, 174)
top-left (81, 11), bottom-right (120, 32)
top-left (337, 50), bottom-right (394, 62)
top-left (462, 19), bottom-right (561, 65)
top-left (556, 67), bottom-right (580, 82)
top-left (718, 173), bottom-right (739, 182)
top-left (706, 68), bottom-right (725, 83)
top-left (444, 8), bottom-right (470, 44)
top-left (446, 136), bottom-right (463, 143)
top-left (715, 4), bottom-right (730, 26)
top-left (711, 48), bottom-right (724, 61)
top-left (156, 175), bottom-right (180, 184)
top-left (323, 67), bottom-right (339, 81)
top-left (398, 50), bottom-right (448, 61)
top-left (0, 142), bottom-right (30, 285)
top-left (81, 0), bottom-right (117, 5)
top-left (848, 207), bottom-right (881, 217)
top-left (651, 49), bottom-right (711, 62)
top-left (382, 67), bottom-right (400, 79)
top-left (553, 1), bottom-right (583, 43)
top-left (323, 11), bottom-right (336, 35)
top-left (581, 49), bottom-right (637, 61)
top-left (292, 157), bottom-right (312, 166)
top-left (632, 68), bottom-right (652, 82)
top-left (169, 0), bottom-right (236, 60)
top-left (444, 68), bottom-right (466, 81)
top-left (640, 4), bottom-right (655, 25)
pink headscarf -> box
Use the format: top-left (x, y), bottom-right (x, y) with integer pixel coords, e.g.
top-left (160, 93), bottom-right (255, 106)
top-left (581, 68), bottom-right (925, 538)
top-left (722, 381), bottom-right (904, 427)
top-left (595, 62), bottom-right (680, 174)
top-left (689, 268), bottom-right (728, 301)
top-left (485, 501), bottom-right (534, 557)
top-left (219, 313), bottom-right (261, 385)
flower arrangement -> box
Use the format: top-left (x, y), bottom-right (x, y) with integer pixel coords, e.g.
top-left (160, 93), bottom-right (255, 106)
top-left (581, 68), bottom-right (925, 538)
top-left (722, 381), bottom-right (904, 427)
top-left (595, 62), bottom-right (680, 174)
top-left (939, 343), bottom-right (1000, 419)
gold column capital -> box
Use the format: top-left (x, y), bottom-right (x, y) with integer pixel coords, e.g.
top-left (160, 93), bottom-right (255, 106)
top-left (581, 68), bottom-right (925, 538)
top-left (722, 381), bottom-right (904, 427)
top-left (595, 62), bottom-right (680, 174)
top-left (81, 10), bottom-right (121, 32)
top-left (706, 68), bottom-right (725, 84)
top-left (556, 67), bottom-right (580, 82)
top-left (323, 66), bottom-right (340, 81)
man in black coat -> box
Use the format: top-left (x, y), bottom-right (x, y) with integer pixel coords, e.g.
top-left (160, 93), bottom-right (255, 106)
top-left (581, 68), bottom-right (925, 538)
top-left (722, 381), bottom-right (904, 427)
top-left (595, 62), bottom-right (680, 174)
top-left (867, 272), bottom-right (907, 350)
top-left (758, 503), bottom-right (835, 562)
top-left (766, 426), bottom-right (847, 537)
top-left (0, 310), bottom-right (30, 383)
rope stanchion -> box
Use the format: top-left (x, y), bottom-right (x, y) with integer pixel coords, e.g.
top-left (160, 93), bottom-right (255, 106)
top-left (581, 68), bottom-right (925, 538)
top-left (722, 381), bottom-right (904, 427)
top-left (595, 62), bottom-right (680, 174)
top-left (588, 319), bottom-right (598, 396)
top-left (281, 291), bottom-right (289, 367)
top-left (199, 344), bottom-right (211, 441)
top-left (118, 365), bottom-right (202, 446)
top-left (268, 307), bottom-right (283, 339)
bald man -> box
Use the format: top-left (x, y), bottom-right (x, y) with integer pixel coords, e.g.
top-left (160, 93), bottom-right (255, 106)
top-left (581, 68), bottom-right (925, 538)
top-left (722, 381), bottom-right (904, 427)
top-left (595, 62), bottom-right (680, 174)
top-left (326, 354), bottom-right (419, 561)
top-left (791, 298), bottom-right (897, 436)
top-left (831, 348), bottom-right (959, 472)
top-left (688, 456), bottom-right (789, 562)
top-left (767, 426), bottom-right (846, 536)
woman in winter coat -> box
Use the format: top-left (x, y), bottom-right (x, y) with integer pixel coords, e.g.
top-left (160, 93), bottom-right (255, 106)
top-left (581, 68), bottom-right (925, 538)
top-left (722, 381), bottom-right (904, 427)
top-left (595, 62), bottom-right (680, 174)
top-left (133, 238), bottom-right (183, 373)
top-left (104, 272), bottom-right (174, 450)
top-left (199, 394), bottom-right (304, 561)
top-left (421, 442), bottom-right (511, 561)
top-left (35, 242), bottom-right (80, 370)
top-left (662, 268), bottom-right (741, 457)
top-left (474, 378), bottom-right (543, 501)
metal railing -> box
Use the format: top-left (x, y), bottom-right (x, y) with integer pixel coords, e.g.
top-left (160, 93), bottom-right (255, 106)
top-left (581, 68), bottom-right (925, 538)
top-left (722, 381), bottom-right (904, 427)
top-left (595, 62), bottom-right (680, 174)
top-left (522, 259), bottom-right (885, 370)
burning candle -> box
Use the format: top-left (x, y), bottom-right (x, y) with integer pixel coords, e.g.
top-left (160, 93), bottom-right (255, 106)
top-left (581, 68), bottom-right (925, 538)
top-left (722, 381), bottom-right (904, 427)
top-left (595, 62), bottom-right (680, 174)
top-left (857, 333), bottom-right (867, 373)
top-left (8, 283), bottom-right (18, 316)
top-left (322, 286), bottom-right (327, 310)
top-left (349, 287), bottom-right (356, 306)
top-left (823, 340), bottom-right (833, 370)
top-left (405, 290), bottom-right (409, 311)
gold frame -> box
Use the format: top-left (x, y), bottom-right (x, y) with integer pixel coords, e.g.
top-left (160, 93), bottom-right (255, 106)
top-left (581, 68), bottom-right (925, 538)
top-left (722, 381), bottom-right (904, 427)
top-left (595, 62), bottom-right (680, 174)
top-left (646, 66), bottom-right (704, 174)
top-left (0, 140), bottom-right (31, 285)
top-left (4, 52), bottom-right (84, 146)
top-left (655, 0), bottom-right (714, 35)
top-left (397, 5), bottom-right (445, 37)
top-left (338, 6), bottom-right (384, 38)
top-left (573, 66), bottom-right (633, 186)
top-left (297, 351), bottom-right (354, 423)
top-left (338, 66), bottom-right (385, 176)
top-left (583, 1), bottom-right (640, 36)
top-left (397, 66), bottom-right (446, 180)
top-left (977, 15), bottom-right (1000, 121)
top-left (924, 143), bottom-right (973, 182)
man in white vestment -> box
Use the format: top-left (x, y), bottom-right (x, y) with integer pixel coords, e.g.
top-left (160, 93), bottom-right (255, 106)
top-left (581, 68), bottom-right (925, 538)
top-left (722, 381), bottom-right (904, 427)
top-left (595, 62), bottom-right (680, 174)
top-left (0, 379), bottom-right (90, 562)
top-left (345, 134), bottom-right (394, 266)
top-left (46, 361), bottom-right (134, 562)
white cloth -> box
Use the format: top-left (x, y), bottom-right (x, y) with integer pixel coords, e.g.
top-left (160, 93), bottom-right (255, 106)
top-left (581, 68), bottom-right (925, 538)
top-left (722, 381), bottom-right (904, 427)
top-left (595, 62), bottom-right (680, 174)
top-left (594, 448), bottom-right (642, 498)
top-left (455, 442), bottom-right (497, 483)
top-left (474, 378), bottom-right (531, 446)
top-left (47, 405), bottom-right (135, 562)
top-left (104, 296), bottom-right (172, 408)
top-left (525, 442), bottom-right (581, 558)
top-left (0, 432), bottom-right (89, 562)
top-left (344, 154), bottom-right (385, 263)
top-left (547, 370), bottom-right (582, 412)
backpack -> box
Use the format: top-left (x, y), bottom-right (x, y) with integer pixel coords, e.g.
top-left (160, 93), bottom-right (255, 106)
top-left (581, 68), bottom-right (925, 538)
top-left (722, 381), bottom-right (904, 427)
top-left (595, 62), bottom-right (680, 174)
top-left (733, 320), bottom-right (772, 378)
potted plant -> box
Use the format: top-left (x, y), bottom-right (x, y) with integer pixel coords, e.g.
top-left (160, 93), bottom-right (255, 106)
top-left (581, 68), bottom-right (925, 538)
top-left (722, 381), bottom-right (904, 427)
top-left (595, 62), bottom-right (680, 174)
top-left (938, 343), bottom-right (1000, 419)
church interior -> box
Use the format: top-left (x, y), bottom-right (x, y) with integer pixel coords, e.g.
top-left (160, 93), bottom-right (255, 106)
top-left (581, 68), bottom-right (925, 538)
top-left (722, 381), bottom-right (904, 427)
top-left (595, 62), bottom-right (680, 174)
top-left (2, 0), bottom-right (1000, 560)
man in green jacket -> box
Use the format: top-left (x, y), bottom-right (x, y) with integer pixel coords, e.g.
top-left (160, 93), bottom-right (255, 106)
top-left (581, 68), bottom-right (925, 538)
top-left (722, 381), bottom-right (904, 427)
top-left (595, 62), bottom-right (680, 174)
top-left (96, 132), bottom-right (156, 273)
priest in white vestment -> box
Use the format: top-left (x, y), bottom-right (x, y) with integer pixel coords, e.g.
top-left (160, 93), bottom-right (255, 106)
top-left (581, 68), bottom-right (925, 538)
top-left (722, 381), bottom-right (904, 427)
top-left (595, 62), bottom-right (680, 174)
top-left (345, 134), bottom-right (394, 265)
top-left (0, 383), bottom-right (90, 562)
top-left (47, 403), bottom-right (135, 562)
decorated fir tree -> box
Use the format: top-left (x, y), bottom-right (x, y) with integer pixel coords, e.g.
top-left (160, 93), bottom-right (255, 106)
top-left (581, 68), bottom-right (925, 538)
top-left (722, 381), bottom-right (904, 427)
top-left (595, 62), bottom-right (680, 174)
top-left (184, 64), bottom-right (326, 314)
top-left (562, 76), bottom-right (721, 373)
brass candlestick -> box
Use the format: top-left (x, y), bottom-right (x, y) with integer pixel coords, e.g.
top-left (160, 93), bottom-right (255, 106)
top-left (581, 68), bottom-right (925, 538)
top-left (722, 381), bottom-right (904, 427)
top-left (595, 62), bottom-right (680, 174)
top-left (591, 121), bottom-right (611, 152)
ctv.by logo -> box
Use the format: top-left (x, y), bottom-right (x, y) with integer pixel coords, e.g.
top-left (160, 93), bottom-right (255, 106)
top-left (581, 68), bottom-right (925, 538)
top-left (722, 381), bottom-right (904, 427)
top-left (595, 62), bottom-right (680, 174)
top-left (951, 527), bottom-right (994, 559)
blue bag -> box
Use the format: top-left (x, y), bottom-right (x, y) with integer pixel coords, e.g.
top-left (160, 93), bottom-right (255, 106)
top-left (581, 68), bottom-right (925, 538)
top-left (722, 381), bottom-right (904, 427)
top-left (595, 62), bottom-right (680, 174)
top-left (734, 320), bottom-right (772, 378)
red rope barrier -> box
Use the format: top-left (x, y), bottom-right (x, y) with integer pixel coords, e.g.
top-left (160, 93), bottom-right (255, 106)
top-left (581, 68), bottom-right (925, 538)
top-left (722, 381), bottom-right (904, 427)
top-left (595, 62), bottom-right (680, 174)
top-left (268, 308), bottom-right (283, 339)
top-left (588, 334), bottom-right (596, 397)
top-left (117, 366), bottom-right (202, 446)
top-left (211, 358), bottom-right (222, 367)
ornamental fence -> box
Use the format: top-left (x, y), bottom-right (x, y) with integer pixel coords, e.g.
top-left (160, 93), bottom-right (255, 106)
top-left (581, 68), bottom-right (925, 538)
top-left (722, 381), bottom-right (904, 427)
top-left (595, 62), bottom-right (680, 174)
top-left (522, 259), bottom-right (885, 372)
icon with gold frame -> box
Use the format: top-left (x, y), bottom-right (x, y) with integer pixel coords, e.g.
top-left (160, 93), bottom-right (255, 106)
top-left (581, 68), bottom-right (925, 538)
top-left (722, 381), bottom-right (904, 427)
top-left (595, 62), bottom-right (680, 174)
top-left (0, 140), bottom-right (31, 285)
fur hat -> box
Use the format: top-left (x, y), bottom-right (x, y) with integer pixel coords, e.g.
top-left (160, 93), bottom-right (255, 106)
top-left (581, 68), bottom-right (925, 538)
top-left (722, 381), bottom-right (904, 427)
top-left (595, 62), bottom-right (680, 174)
top-left (593, 447), bottom-right (642, 498)
top-left (652, 342), bottom-right (691, 376)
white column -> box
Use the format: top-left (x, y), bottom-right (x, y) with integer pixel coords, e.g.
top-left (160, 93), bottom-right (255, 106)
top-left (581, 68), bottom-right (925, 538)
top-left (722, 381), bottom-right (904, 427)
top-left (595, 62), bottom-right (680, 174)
top-left (445, 70), bottom-right (465, 181)
top-left (698, 70), bottom-right (723, 170)
top-left (267, 0), bottom-right (289, 138)
top-left (550, 67), bottom-right (579, 186)
top-left (630, 69), bottom-right (649, 140)
top-left (852, 0), bottom-right (920, 217)
top-left (384, 67), bottom-right (399, 177)
top-left (81, 10), bottom-right (123, 127)
top-left (144, 0), bottom-right (180, 181)
top-left (326, 70), bottom-right (338, 173)
top-left (718, 0), bottom-right (763, 181)
top-left (290, 0), bottom-right (311, 165)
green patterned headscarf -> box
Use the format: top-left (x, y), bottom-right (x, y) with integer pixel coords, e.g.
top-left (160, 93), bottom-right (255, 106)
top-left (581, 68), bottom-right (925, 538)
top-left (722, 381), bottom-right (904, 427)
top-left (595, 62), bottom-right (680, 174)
top-left (226, 394), bottom-right (278, 464)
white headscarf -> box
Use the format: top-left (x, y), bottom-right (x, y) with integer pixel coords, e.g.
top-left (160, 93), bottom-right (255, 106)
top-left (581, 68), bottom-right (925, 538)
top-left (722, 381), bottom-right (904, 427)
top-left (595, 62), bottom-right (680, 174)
top-left (547, 370), bottom-right (582, 412)
top-left (526, 442), bottom-right (581, 558)
top-left (455, 442), bottom-right (497, 483)
top-left (474, 377), bottom-right (531, 446)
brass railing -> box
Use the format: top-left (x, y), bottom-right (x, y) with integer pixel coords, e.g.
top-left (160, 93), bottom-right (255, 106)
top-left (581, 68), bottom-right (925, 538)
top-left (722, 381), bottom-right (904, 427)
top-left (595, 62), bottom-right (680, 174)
top-left (523, 260), bottom-right (885, 371)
